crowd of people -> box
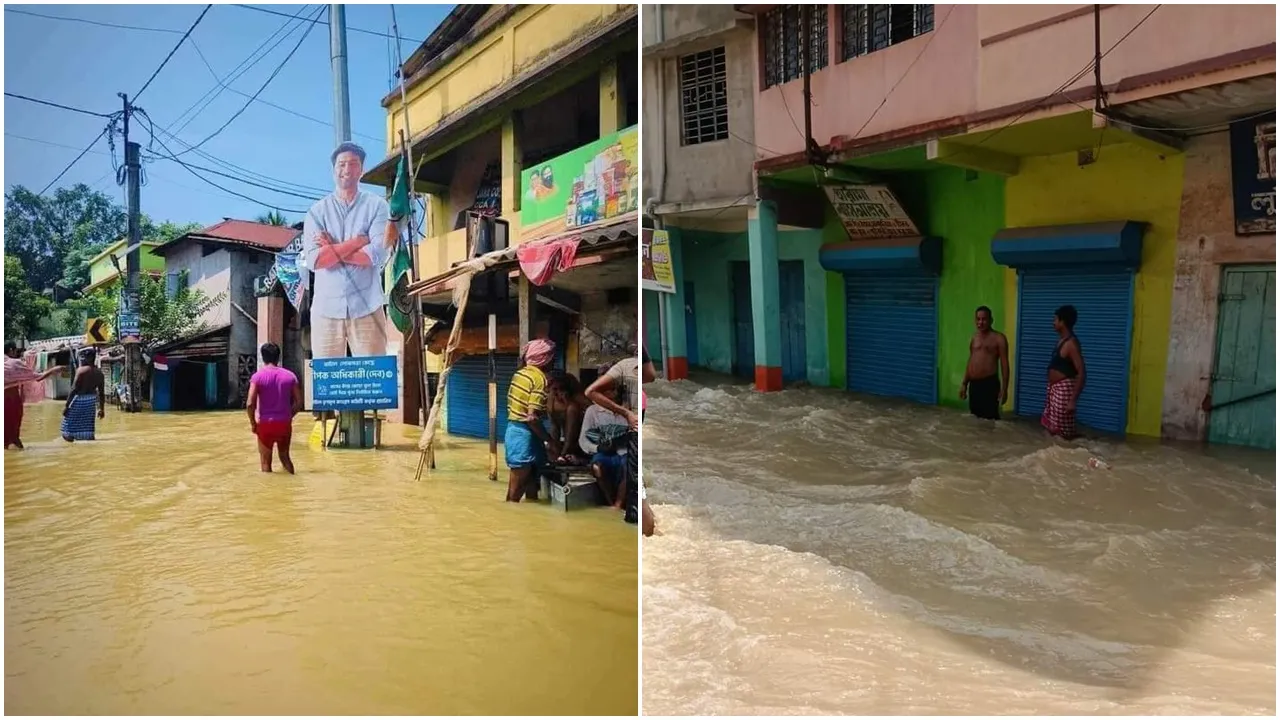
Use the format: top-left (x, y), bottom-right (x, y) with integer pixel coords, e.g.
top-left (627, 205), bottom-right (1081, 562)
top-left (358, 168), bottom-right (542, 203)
top-left (502, 337), bottom-right (654, 529)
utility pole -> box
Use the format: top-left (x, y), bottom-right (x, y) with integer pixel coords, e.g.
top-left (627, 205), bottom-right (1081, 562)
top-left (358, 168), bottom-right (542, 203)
top-left (330, 4), bottom-right (352, 145)
top-left (119, 92), bottom-right (143, 413)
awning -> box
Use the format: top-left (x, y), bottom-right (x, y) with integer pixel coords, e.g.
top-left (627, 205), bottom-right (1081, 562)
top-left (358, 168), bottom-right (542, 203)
top-left (819, 236), bottom-right (942, 274)
top-left (408, 213), bottom-right (637, 299)
top-left (991, 221), bottom-right (1145, 270)
top-left (151, 325), bottom-right (231, 361)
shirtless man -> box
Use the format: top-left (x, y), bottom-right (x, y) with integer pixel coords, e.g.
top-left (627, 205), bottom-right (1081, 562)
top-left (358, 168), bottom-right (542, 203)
top-left (61, 347), bottom-right (106, 442)
top-left (960, 305), bottom-right (1009, 420)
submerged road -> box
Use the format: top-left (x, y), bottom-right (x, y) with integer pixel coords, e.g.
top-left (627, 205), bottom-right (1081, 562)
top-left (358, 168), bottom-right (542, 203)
top-left (642, 378), bottom-right (1275, 716)
top-left (5, 402), bottom-right (637, 715)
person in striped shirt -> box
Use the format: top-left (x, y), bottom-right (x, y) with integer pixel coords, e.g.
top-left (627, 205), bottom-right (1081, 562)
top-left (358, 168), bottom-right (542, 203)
top-left (504, 338), bottom-right (561, 502)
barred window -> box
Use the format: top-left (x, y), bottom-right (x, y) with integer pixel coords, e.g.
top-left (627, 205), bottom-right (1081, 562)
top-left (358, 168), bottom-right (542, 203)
top-left (763, 5), bottom-right (829, 89)
top-left (842, 5), bottom-right (933, 62)
top-left (680, 47), bottom-right (729, 145)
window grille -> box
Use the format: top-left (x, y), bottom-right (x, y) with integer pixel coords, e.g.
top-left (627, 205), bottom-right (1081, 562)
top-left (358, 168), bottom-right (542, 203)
top-left (762, 5), bottom-right (830, 88)
top-left (680, 46), bottom-right (729, 145)
top-left (842, 4), bottom-right (934, 61)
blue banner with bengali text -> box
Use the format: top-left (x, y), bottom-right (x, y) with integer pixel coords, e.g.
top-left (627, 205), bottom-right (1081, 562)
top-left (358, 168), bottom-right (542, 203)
top-left (310, 356), bottom-right (399, 411)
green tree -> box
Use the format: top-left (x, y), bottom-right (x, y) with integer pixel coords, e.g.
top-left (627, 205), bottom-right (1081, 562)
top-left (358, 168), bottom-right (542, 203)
top-left (4, 184), bottom-right (126, 295)
top-left (255, 210), bottom-right (288, 226)
top-left (4, 256), bottom-right (54, 342)
top-left (61, 272), bottom-right (224, 348)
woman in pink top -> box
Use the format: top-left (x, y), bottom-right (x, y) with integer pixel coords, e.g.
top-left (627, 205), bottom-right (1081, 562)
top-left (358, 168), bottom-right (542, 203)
top-left (4, 342), bottom-right (65, 450)
top-left (246, 343), bottom-right (302, 474)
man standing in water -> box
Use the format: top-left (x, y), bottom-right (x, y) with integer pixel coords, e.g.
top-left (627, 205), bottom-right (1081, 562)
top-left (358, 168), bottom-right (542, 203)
top-left (1043, 305), bottom-right (1085, 439)
top-left (300, 142), bottom-right (394, 360)
top-left (247, 343), bottom-right (302, 474)
top-left (587, 346), bottom-right (644, 525)
top-left (61, 347), bottom-right (105, 442)
top-left (505, 339), bottom-right (560, 502)
top-left (960, 306), bottom-right (1010, 420)
top-left (4, 343), bottom-right (64, 449)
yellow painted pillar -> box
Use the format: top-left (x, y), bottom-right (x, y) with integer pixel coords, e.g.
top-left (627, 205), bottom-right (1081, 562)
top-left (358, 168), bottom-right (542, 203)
top-left (599, 58), bottom-right (624, 136)
top-left (501, 112), bottom-right (523, 240)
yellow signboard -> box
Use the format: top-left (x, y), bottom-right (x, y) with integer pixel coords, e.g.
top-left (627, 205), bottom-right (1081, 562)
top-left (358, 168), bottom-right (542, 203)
top-left (84, 317), bottom-right (111, 345)
top-left (641, 229), bottom-right (676, 294)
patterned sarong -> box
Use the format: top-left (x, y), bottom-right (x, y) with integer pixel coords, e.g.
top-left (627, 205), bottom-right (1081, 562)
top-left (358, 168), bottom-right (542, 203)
top-left (61, 394), bottom-right (98, 441)
top-left (1041, 378), bottom-right (1077, 439)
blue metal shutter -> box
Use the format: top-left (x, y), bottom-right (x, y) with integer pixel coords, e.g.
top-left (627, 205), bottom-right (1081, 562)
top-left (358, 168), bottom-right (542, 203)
top-left (1014, 270), bottom-right (1134, 434)
top-left (447, 354), bottom-right (519, 440)
top-left (844, 273), bottom-right (938, 404)
top-left (778, 260), bottom-right (808, 382)
top-left (731, 261), bottom-right (755, 378)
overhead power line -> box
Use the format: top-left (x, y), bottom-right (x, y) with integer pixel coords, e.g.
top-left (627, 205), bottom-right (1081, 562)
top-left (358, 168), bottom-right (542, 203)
top-left (169, 4), bottom-right (325, 157)
top-left (142, 149), bottom-right (323, 201)
top-left (3, 7), bottom-right (184, 34)
top-left (233, 3), bottom-right (424, 44)
top-left (134, 4), bottom-right (213, 101)
top-left (39, 121), bottom-right (116, 196)
top-left (141, 119), bottom-right (331, 196)
top-left (4, 92), bottom-right (112, 118)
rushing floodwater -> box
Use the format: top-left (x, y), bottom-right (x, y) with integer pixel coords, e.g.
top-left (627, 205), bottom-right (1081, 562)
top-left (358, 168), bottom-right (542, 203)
top-left (5, 402), bottom-right (637, 715)
top-left (642, 377), bottom-right (1275, 716)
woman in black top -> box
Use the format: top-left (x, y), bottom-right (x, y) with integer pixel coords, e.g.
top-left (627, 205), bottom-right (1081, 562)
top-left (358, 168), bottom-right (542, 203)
top-left (1041, 305), bottom-right (1086, 439)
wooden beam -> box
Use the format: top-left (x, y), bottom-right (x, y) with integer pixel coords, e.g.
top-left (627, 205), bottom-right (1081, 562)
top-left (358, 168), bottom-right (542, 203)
top-left (1092, 111), bottom-right (1185, 154)
top-left (927, 139), bottom-right (1020, 176)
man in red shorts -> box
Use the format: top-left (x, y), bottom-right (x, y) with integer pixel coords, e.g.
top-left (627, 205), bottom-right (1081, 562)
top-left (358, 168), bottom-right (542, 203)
top-left (246, 342), bottom-right (302, 473)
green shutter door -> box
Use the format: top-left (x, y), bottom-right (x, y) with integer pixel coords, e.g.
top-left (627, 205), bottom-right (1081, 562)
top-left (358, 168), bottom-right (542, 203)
top-left (1208, 265), bottom-right (1275, 449)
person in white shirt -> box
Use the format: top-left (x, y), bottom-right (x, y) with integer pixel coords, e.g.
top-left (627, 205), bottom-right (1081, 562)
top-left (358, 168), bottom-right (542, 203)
top-left (578, 399), bottom-right (629, 508)
top-left (300, 142), bottom-right (395, 359)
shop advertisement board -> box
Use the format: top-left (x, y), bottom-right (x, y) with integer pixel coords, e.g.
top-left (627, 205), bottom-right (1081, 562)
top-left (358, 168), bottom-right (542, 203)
top-left (824, 183), bottom-right (920, 239)
top-left (308, 356), bottom-right (399, 411)
top-left (521, 126), bottom-right (638, 230)
top-left (1230, 112), bottom-right (1276, 235)
top-left (642, 228), bottom-right (676, 294)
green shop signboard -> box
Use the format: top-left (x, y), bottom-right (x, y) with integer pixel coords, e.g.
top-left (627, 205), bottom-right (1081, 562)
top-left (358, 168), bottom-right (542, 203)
top-left (521, 125), bottom-right (638, 230)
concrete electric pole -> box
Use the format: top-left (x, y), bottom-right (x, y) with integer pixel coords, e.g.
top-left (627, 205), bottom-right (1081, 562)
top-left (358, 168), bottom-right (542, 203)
top-left (119, 92), bottom-right (143, 412)
top-left (330, 4), bottom-right (352, 145)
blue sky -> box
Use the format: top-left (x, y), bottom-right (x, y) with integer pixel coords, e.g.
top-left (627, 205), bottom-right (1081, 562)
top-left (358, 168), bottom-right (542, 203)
top-left (3, 3), bottom-right (453, 227)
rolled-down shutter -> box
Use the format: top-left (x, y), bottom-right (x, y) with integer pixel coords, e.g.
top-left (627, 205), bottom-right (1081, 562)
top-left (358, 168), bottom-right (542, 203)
top-left (447, 354), bottom-right (519, 440)
top-left (845, 273), bottom-right (938, 405)
top-left (1014, 270), bottom-right (1134, 434)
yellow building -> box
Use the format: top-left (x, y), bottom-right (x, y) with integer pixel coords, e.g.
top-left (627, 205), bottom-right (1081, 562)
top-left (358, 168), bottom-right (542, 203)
top-left (364, 4), bottom-right (639, 438)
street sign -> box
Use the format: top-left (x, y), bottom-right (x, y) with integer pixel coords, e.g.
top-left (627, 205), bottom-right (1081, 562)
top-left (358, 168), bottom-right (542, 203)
top-left (119, 313), bottom-right (141, 344)
top-left (84, 317), bottom-right (111, 345)
top-left (308, 356), bottom-right (399, 411)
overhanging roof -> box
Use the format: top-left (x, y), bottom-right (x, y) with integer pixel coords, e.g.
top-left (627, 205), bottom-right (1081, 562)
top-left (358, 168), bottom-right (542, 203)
top-left (152, 324), bottom-right (232, 360)
top-left (408, 213), bottom-right (637, 300)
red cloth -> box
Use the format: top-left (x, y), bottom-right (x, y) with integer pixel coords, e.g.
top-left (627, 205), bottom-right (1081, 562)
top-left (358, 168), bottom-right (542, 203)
top-left (516, 238), bottom-right (580, 286)
top-left (5, 388), bottom-right (23, 446)
top-left (5, 356), bottom-right (46, 404)
top-left (1041, 378), bottom-right (1077, 439)
top-left (255, 419), bottom-right (293, 448)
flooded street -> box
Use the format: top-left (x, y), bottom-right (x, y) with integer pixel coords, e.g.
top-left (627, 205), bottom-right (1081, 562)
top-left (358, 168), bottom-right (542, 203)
top-left (5, 402), bottom-right (637, 715)
top-left (642, 378), bottom-right (1275, 716)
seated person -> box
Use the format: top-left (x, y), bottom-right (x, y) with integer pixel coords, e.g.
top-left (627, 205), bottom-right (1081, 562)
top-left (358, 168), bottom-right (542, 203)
top-left (547, 373), bottom-right (589, 463)
top-left (578, 391), bottom-right (630, 509)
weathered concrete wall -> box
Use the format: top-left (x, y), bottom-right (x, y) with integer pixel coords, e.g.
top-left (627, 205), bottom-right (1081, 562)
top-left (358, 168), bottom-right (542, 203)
top-left (1005, 142), bottom-right (1185, 437)
top-left (1163, 131), bottom-right (1277, 441)
top-left (678, 228), bottom-right (829, 385)
top-left (227, 251), bottom-right (269, 408)
top-left (164, 242), bottom-right (231, 327)
top-left (578, 290), bottom-right (637, 370)
top-left (643, 24), bottom-right (756, 208)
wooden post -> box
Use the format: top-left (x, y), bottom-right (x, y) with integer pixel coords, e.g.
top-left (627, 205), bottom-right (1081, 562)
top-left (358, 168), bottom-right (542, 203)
top-left (488, 313), bottom-right (498, 482)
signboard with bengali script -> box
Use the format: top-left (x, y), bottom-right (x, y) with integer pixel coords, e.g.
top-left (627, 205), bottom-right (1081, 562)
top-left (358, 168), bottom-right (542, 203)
top-left (823, 184), bottom-right (920, 240)
top-left (641, 229), bottom-right (676, 294)
top-left (1230, 112), bottom-right (1276, 235)
top-left (308, 355), bottom-right (399, 411)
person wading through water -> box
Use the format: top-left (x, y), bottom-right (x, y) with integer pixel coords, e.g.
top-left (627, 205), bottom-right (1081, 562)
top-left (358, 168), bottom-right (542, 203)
top-left (1043, 304), bottom-right (1086, 439)
top-left (62, 347), bottom-right (105, 442)
top-left (586, 346), bottom-right (645, 525)
top-left (505, 339), bottom-right (560, 502)
top-left (4, 343), bottom-right (65, 449)
top-left (246, 342), bottom-right (303, 474)
top-left (960, 305), bottom-right (1010, 420)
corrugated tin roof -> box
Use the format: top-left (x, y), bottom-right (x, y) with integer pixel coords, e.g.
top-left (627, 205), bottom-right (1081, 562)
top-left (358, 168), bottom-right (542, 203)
top-left (154, 219), bottom-right (300, 256)
top-left (151, 324), bottom-right (232, 360)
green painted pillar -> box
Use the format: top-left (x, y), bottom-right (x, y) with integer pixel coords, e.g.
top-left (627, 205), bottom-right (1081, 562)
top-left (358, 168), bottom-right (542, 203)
top-left (748, 201), bottom-right (782, 391)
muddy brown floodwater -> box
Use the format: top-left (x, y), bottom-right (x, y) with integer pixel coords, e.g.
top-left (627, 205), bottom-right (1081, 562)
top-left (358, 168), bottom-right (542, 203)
top-left (642, 378), bottom-right (1275, 716)
top-left (5, 402), bottom-right (637, 715)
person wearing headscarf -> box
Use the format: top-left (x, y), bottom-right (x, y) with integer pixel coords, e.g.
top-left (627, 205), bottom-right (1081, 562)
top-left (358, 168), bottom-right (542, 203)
top-left (4, 343), bottom-right (65, 450)
top-left (61, 347), bottom-right (105, 442)
top-left (504, 338), bottom-right (560, 502)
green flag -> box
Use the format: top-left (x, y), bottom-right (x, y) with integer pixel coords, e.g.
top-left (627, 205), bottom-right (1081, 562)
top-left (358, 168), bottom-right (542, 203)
top-left (387, 154), bottom-right (415, 334)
